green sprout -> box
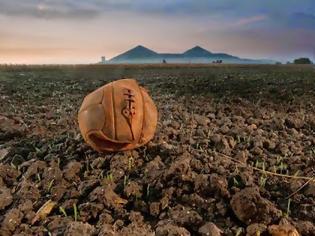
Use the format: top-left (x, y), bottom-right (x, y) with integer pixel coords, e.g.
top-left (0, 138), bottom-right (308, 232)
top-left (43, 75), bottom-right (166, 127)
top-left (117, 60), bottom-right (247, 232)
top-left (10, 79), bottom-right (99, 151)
top-left (258, 161), bottom-right (267, 187)
top-left (128, 156), bottom-right (134, 170)
top-left (105, 171), bottom-right (113, 182)
top-left (73, 203), bottom-right (78, 221)
top-left (293, 170), bottom-right (300, 177)
top-left (286, 198), bottom-right (291, 217)
top-left (143, 147), bottom-right (149, 161)
top-left (59, 206), bottom-right (67, 217)
top-left (47, 179), bottom-right (54, 192)
top-left (235, 227), bottom-right (243, 236)
top-left (259, 176), bottom-right (268, 188)
top-left (123, 175), bottom-right (129, 187)
top-left (233, 177), bottom-right (240, 187)
top-left (146, 184), bottom-right (150, 199)
top-left (36, 173), bottom-right (41, 182)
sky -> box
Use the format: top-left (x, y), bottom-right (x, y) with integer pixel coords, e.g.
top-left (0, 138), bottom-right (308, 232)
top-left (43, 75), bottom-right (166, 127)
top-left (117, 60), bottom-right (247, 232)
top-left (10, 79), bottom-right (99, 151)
top-left (0, 0), bottom-right (315, 64)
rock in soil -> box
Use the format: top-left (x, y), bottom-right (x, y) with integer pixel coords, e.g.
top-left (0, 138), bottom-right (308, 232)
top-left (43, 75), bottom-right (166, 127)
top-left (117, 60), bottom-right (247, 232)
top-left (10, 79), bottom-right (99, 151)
top-left (99, 224), bottom-right (115, 236)
top-left (304, 182), bottom-right (315, 197)
top-left (64, 222), bottom-right (96, 236)
top-left (0, 186), bottom-right (13, 210)
top-left (230, 187), bottom-right (282, 225)
top-left (268, 224), bottom-right (300, 236)
top-left (156, 223), bottom-right (191, 236)
top-left (294, 220), bottom-right (315, 236)
top-left (1, 209), bottom-right (23, 233)
top-left (198, 222), bottom-right (223, 236)
top-left (169, 205), bottom-right (203, 227)
top-left (1, 65), bottom-right (315, 235)
top-left (246, 223), bottom-right (267, 236)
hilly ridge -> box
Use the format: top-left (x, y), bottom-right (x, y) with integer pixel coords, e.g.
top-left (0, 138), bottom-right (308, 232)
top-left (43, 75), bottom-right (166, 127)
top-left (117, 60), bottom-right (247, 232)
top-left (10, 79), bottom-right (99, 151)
top-left (183, 46), bottom-right (213, 57)
top-left (111, 45), bottom-right (159, 61)
top-left (108, 45), bottom-right (273, 64)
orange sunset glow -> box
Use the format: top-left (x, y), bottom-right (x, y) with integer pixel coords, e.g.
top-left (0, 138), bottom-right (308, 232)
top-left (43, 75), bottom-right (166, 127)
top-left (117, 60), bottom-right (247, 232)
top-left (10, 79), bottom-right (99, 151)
top-left (0, 1), bottom-right (315, 64)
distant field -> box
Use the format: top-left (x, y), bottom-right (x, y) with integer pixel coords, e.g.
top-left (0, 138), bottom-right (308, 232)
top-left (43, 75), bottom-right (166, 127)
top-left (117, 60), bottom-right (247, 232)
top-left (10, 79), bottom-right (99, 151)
top-left (0, 64), bottom-right (315, 235)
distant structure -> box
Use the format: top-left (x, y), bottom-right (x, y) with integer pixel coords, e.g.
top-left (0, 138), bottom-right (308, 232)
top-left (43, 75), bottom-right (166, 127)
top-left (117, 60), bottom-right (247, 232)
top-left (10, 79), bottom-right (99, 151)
top-left (212, 59), bottom-right (223, 64)
top-left (100, 56), bottom-right (106, 64)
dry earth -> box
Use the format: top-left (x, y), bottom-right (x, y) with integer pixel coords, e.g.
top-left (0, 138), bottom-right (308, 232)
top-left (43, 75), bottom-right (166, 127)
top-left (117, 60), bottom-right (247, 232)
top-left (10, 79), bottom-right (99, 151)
top-left (0, 64), bottom-right (315, 235)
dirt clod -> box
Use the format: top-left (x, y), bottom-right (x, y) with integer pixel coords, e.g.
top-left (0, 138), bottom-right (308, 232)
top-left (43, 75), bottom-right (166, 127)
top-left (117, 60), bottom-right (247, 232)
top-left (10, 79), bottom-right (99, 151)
top-left (294, 221), bottom-right (315, 236)
top-left (246, 223), bottom-right (267, 236)
top-left (64, 222), bottom-right (96, 236)
top-left (1, 65), bottom-right (315, 234)
top-left (0, 186), bottom-right (13, 210)
top-left (230, 187), bottom-right (282, 224)
top-left (156, 223), bottom-right (191, 236)
top-left (268, 224), bottom-right (300, 236)
top-left (1, 209), bottom-right (23, 233)
top-left (198, 222), bottom-right (223, 236)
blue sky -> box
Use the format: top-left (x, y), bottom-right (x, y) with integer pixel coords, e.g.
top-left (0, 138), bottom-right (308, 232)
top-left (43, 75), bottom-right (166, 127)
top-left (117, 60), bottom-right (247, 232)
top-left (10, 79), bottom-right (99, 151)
top-left (0, 0), bottom-right (314, 63)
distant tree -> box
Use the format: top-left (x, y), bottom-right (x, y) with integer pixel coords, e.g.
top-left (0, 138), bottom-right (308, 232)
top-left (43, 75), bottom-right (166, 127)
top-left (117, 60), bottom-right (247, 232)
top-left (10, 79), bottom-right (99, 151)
top-left (293, 57), bottom-right (312, 64)
top-left (275, 61), bottom-right (282, 65)
top-left (162, 59), bottom-right (167, 64)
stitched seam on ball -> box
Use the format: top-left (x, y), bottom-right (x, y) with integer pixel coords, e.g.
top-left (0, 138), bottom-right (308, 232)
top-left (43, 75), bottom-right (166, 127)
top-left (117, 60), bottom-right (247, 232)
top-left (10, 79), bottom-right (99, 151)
top-left (101, 87), bottom-right (106, 133)
top-left (139, 87), bottom-right (145, 143)
top-left (111, 82), bottom-right (117, 140)
top-left (87, 129), bottom-right (120, 143)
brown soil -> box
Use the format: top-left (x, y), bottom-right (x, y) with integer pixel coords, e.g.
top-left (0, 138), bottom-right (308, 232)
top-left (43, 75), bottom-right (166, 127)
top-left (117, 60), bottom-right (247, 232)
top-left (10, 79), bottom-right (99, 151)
top-left (0, 64), bottom-right (314, 235)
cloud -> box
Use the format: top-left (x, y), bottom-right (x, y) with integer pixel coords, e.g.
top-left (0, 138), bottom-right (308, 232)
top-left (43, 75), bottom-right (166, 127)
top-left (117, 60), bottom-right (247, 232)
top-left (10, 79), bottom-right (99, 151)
top-left (0, 0), bottom-right (314, 22)
top-left (200, 27), bottom-right (315, 60)
top-left (0, 0), bottom-right (315, 63)
top-left (0, 0), bottom-right (100, 19)
top-left (232, 15), bottom-right (268, 27)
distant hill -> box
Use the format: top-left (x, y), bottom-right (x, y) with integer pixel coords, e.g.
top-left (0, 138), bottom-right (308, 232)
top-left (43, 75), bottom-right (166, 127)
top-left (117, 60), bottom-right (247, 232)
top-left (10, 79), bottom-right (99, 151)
top-left (183, 46), bottom-right (213, 57)
top-left (110, 45), bottom-right (159, 61)
top-left (108, 45), bottom-right (274, 64)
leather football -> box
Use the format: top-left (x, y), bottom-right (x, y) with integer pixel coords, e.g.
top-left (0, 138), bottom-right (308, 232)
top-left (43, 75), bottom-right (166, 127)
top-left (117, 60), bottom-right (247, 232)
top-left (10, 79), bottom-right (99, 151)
top-left (78, 78), bottom-right (158, 152)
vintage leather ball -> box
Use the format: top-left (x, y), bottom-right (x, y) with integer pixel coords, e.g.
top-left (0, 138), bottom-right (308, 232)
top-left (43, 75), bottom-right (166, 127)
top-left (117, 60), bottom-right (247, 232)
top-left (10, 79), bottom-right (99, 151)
top-left (78, 78), bottom-right (158, 152)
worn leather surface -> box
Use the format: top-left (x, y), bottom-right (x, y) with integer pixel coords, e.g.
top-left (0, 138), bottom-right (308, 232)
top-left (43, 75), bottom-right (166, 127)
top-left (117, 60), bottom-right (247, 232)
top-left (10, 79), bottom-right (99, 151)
top-left (78, 79), bottom-right (158, 152)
